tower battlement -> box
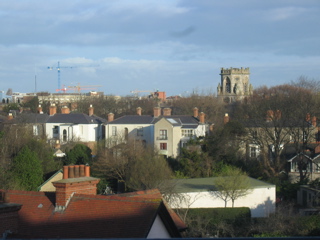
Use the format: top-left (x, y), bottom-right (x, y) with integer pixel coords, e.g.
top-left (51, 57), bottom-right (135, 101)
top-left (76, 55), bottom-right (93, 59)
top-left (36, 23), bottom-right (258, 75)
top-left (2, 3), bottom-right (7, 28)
top-left (220, 67), bottom-right (250, 75)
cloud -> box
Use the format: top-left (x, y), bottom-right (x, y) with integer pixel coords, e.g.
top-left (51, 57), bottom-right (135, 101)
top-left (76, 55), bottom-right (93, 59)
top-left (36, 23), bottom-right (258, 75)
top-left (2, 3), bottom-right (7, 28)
top-left (171, 26), bottom-right (196, 38)
top-left (264, 7), bottom-right (310, 21)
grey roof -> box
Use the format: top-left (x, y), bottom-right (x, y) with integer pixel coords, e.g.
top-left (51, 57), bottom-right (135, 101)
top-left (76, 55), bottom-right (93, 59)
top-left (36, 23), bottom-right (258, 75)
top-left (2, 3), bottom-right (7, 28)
top-left (47, 113), bottom-right (106, 124)
top-left (108, 115), bottom-right (156, 124)
top-left (9, 113), bottom-right (50, 124)
top-left (107, 114), bottom-right (202, 127)
top-left (171, 177), bottom-right (275, 193)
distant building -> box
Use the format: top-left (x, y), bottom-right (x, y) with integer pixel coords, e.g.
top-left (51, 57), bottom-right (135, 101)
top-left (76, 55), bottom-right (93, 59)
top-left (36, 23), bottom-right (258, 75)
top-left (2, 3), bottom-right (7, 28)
top-left (217, 67), bottom-right (253, 103)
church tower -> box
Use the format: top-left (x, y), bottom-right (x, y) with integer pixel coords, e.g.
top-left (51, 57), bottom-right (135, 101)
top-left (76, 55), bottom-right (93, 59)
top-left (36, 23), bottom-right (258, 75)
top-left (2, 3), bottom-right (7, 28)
top-left (217, 67), bottom-right (253, 103)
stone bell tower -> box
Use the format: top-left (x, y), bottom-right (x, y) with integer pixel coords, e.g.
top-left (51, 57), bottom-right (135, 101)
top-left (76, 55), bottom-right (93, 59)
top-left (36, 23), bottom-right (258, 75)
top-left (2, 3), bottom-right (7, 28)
top-left (217, 67), bottom-right (253, 103)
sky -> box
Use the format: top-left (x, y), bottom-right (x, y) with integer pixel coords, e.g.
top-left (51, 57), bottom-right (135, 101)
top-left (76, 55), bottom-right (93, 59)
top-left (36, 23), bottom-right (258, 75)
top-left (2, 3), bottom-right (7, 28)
top-left (0, 0), bottom-right (319, 97)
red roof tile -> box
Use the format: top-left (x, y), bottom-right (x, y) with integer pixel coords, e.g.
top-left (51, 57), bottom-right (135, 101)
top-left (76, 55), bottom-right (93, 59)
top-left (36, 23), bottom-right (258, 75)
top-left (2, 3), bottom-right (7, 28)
top-left (1, 189), bottom-right (182, 238)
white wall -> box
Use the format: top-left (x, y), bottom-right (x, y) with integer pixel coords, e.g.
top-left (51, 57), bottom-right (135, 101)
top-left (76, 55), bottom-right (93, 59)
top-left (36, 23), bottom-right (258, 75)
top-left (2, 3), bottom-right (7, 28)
top-left (147, 214), bottom-right (171, 239)
top-left (46, 123), bottom-right (99, 142)
top-left (106, 123), bottom-right (154, 146)
top-left (168, 186), bottom-right (276, 218)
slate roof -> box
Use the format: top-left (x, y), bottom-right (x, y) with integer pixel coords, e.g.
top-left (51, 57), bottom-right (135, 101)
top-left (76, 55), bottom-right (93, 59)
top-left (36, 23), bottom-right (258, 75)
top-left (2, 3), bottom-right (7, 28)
top-left (108, 115), bottom-right (155, 124)
top-left (2, 189), bottom-right (182, 238)
top-left (47, 113), bottom-right (106, 124)
top-left (5, 113), bottom-right (50, 124)
top-left (108, 114), bottom-right (201, 127)
top-left (171, 177), bottom-right (275, 193)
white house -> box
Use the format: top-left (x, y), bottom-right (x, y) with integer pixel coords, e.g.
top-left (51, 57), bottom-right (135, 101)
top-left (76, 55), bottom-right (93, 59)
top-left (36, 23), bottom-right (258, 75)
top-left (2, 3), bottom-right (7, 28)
top-left (46, 104), bottom-right (106, 145)
top-left (167, 177), bottom-right (276, 218)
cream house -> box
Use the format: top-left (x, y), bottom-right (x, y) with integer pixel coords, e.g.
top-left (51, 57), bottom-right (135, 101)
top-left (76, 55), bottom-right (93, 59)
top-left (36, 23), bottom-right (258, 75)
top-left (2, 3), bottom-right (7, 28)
top-left (105, 107), bottom-right (208, 157)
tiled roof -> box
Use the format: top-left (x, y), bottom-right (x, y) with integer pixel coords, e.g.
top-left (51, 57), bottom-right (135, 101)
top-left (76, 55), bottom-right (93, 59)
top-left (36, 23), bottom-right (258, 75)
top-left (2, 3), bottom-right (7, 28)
top-left (47, 113), bottom-right (106, 124)
top-left (2, 189), bottom-right (182, 238)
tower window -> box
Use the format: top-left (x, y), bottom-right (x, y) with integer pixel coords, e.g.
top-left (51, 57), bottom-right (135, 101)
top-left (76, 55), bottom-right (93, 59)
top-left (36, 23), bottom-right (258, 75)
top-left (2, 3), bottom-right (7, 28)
top-left (226, 77), bottom-right (231, 93)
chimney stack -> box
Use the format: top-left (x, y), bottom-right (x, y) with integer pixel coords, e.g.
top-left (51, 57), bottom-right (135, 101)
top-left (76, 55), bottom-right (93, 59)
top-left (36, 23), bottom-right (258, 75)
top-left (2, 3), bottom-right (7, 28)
top-left (37, 105), bottom-right (43, 114)
top-left (49, 104), bottom-right (57, 116)
top-left (136, 107), bottom-right (142, 116)
top-left (61, 106), bottom-right (70, 114)
top-left (88, 104), bottom-right (94, 116)
top-left (108, 113), bottom-right (114, 122)
top-left (224, 113), bottom-right (230, 124)
top-left (53, 165), bottom-right (100, 208)
top-left (163, 108), bottom-right (172, 116)
top-left (266, 110), bottom-right (274, 122)
top-left (312, 116), bottom-right (317, 127)
top-left (199, 112), bottom-right (205, 124)
top-left (7, 112), bottom-right (13, 120)
top-left (153, 107), bottom-right (161, 117)
top-left (193, 107), bottom-right (199, 118)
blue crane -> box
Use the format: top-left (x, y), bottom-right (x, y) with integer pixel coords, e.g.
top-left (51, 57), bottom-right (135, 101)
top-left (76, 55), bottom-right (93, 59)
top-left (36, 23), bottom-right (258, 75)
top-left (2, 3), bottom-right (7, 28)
top-left (48, 61), bottom-right (75, 92)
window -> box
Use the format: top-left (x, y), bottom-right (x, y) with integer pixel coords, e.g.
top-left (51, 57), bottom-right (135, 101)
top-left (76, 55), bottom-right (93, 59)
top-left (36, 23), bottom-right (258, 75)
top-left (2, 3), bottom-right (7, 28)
top-left (226, 77), bottom-right (231, 93)
top-left (160, 143), bottom-right (167, 150)
top-left (249, 145), bottom-right (260, 158)
top-left (182, 129), bottom-right (193, 137)
top-left (137, 127), bottom-right (143, 136)
top-left (53, 126), bottom-right (59, 135)
top-left (159, 129), bottom-right (167, 140)
top-left (63, 129), bottom-right (67, 142)
top-left (112, 126), bottom-right (117, 136)
top-left (33, 125), bottom-right (39, 136)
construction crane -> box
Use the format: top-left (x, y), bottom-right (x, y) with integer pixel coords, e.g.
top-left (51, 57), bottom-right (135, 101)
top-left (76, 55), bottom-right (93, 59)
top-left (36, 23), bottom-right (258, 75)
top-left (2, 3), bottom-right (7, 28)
top-left (67, 83), bottom-right (102, 93)
top-left (48, 61), bottom-right (75, 92)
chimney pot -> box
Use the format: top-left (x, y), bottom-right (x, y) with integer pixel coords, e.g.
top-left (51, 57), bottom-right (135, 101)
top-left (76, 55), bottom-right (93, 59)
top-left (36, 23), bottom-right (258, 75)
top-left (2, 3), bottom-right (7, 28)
top-left (69, 165), bottom-right (75, 178)
top-left (85, 165), bottom-right (90, 177)
top-left (80, 165), bottom-right (85, 177)
top-left (74, 165), bottom-right (80, 178)
top-left (63, 166), bottom-right (69, 179)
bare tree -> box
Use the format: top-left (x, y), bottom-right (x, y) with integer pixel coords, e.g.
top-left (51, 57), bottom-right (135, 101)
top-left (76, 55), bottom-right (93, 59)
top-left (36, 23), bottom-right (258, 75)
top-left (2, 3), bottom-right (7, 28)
top-left (211, 166), bottom-right (251, 207)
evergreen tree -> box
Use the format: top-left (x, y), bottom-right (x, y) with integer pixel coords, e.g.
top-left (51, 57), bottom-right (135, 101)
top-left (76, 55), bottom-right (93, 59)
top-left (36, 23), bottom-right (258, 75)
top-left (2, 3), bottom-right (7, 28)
top-left (11, 146), bottom-right (43, 191)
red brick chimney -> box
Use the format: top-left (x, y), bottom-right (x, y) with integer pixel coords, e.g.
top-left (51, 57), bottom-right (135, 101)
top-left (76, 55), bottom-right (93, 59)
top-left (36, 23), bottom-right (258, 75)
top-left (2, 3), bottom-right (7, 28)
top-left (88, 104), bottom-right (94, 116)
top-left (193, 107), bottom-right (199, 118)
top-left (266, 110), bottom-right (274, 122)
top-left (306, 113), bottom-right (311, 122)
top-left (136, 107), bottom-right (142, 116)
top-left (108, 113), bottom-right (114, 122)
top-left (37, 105), bottom-right (43, 114)
top-left (49, 104), bottom-right (57, 116)
top-left (199, 112), bottom-right (205, 124)
top-left (312, 116), bottom-right (317, 127)
top-left (163, 108), bottom-right (172, 116)
top-left (224, 113), bottom-right (230, 124)
top-left (61, 106), bottom-right (70, 114)
top-left (153, 107), bottom-right (161, 117)
top-left (7, 113), bottom-right (13, 120)
top-left (53, 165), bottom-right (99, 209)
